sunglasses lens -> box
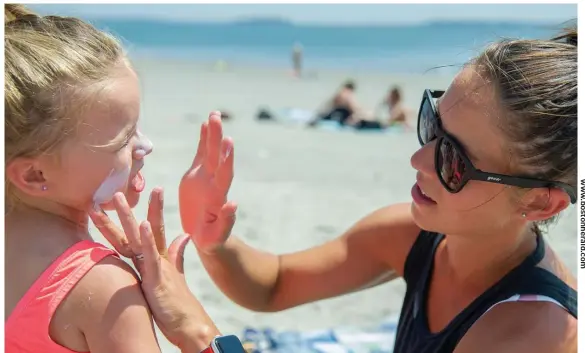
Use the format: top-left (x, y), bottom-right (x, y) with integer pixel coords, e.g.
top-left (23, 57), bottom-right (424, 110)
top-left (437, 138), bottom-right (467, 191)
top-left (419, 97), bottom-right (438, 145)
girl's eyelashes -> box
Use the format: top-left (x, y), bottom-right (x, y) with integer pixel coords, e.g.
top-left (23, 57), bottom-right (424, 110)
top-left (117, 135), bottom-right (132, 151)
top-left (120, 140), bottom-right (130, 149)
top-left (117, 127), bottom-right (138, 151)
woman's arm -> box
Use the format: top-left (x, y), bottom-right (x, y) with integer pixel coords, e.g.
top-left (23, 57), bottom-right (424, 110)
top-left (197, 203), bottom-right (421, 312)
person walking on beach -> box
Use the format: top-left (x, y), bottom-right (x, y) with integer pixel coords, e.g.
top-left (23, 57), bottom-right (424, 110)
top-left (292, 41), bottom-right (303, 78)
top-left (176, 27), bottom-right (578, 353)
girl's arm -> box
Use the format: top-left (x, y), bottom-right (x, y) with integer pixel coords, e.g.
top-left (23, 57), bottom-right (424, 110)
top-left (53, 256), bottom-right (161, 353)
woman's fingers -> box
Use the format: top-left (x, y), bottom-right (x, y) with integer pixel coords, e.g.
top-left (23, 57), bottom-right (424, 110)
top-left (204, 112), bottom-right (223, 173)
top-left (88, 207), bottom-right (134, 257)
top-left (139, 220), bottom-right (161, 282)
top-left (216, 137), bottom-right (234, 193)
top-left (147, 187), bottom-right (168, 258)
top-left (167, 234), bottom-right (190, 275)
top-left (218, 201), bottom-right (237, 241)
top-left (192, 121), bottom-right (208, 168)
top-left (113, 192), bottom-right (142, 256)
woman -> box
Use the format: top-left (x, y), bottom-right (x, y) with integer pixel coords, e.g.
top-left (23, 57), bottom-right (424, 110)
top-left (182, 28), bottom-right (578, 352)
top-left (103, 28), bottom-right (578, 353)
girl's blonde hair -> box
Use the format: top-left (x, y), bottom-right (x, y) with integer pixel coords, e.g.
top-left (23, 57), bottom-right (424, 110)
top-left (5, 4), bottom-right (126, 208)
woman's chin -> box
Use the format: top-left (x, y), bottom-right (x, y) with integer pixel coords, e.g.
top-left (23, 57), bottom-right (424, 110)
top-left (410, 202), bottom-right (438, 232)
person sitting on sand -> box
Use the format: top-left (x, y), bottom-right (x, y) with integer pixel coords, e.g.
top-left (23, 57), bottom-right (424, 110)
top-left (350, 86), bottom-right (413, 131)
top-left (382, 86), bottom-right (411, 127)
top-left (308, 80), bottom-right (368, 127)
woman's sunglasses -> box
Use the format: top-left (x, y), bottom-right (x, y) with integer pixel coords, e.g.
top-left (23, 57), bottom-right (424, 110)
top-left (417, 89), bottom-right (576, 204)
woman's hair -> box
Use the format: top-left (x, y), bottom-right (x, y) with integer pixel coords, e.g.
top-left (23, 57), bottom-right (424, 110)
top-left (472, 24), bottom-right (577, 231)
top-left (5, 4), bottom-right (126, 207)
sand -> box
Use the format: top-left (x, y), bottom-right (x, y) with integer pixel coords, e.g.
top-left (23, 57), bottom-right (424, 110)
top-left (90, 58), bottom-right (577, 352)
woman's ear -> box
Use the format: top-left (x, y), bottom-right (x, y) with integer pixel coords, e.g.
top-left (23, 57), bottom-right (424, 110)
top-left (519, 187), bottom-right (569, 221)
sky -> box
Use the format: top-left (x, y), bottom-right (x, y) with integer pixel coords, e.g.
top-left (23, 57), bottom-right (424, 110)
top-left (28, 3), bottom-right (577, 26)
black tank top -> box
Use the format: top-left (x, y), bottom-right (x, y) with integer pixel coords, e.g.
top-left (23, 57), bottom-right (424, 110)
top-left (393, 231), bottom-right (577, 353)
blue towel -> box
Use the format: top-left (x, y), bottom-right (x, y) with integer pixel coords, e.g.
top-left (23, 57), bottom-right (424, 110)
top-left (240, 316), bottom-right (399, 353)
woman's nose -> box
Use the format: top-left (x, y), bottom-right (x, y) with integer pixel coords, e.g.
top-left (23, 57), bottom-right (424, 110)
top-left (133, 130), bottom-right (154, 160)
top-left (410, 140), bottom-right (436, 177)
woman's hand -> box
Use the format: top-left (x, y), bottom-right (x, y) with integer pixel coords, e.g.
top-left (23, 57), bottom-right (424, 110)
top-left (89, 188), bottom-right (220, 352)
top-left (179, 112), bottom-right (237, 253)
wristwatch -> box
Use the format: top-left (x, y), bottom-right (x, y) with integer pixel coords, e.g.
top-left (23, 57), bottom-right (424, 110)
top-left (200, 335), bottom-right (247, 353)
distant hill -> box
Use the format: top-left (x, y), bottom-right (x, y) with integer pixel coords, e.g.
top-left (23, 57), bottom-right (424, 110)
top-left (85, 16), bottom-right (569, 30)
top-left (231, 17), bottom-right (294, 26)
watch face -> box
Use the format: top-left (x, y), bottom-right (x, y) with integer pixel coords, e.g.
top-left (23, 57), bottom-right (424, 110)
top-left (214, 335), bottom-right (246, 353)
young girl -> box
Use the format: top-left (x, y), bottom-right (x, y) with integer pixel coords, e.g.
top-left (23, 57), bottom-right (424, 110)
top-left (5, 5), bottom-right (170, 352)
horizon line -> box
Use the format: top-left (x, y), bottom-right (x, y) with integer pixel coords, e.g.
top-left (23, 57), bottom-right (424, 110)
top-left (82, 15), bottom-right (573, 28)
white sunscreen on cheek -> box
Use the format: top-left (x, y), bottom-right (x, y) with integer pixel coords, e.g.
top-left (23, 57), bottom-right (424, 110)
top-left (92, 164), bottom-right (131, 207)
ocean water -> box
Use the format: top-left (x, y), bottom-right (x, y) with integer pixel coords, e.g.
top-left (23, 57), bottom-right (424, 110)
top-left (90, 18), bottom-right (569, 74)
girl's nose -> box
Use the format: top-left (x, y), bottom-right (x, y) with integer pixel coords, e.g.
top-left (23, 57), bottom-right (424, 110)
top-left (133, 129), bottom-right (153, 160)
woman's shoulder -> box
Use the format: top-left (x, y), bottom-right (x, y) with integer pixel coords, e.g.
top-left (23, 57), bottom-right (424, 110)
top-left (454, 297), bottom-right (576, 353)
top-left (454, 238), bottom-right (577, 353)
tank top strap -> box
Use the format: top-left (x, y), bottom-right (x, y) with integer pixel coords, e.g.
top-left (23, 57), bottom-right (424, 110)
top-left (6, 240), bottom-right (117, 340)
top-left (507, 267), bottom-right (577, 317)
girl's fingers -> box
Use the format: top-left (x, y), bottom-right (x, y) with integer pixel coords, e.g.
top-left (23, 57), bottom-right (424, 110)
top-left (88, 206), bottom-right (134, 257)
top-left (113, 192), bottom-right (142, 255)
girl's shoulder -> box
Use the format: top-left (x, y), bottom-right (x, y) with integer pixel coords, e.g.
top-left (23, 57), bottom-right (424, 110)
top-left (6, 240), bottom-right (122, 352)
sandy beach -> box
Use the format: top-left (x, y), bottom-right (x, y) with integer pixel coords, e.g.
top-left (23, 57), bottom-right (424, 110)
top-left (90, 58), bottom-right (577, 352)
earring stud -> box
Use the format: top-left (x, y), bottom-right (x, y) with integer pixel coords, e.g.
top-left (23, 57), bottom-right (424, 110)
top-left (522, 213), bottom-right (527, 218)
top-left (41, 185), bottom-right (48, 191)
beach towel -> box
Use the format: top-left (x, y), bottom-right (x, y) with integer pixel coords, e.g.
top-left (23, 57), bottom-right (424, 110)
top-left (240, 315), bottom-right (399, 353)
